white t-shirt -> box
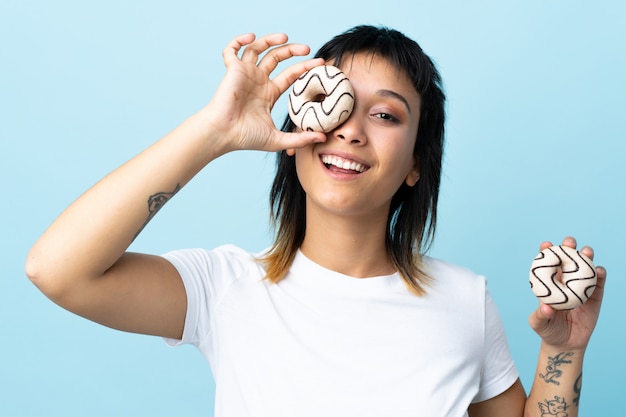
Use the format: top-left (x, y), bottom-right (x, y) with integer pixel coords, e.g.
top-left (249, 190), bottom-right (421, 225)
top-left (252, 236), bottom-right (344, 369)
top-left (163, 245), bottom-right (518, 417)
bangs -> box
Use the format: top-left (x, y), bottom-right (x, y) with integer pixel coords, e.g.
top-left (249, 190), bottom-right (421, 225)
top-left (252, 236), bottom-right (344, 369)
top-left (313, 25), bottom-right (436, 96)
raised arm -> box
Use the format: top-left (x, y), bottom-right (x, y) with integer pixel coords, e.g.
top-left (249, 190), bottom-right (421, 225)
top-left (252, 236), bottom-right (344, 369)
top-left (468, 236), bottom-right (606, 417)
top-left (523, 237), bottom-right (606, 417)
top-left (25, 33), bottom-right (326, 340)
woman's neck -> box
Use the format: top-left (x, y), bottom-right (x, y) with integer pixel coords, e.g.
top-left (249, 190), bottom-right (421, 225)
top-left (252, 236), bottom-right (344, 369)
top-left (299, 206), bottom-right (395, 278)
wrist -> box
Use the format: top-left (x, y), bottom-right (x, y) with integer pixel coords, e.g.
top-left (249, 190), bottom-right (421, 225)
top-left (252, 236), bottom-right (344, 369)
top-left (188, 105), bottom-right (239, 158)
top-left (539, 342), bottom-right (586, 359)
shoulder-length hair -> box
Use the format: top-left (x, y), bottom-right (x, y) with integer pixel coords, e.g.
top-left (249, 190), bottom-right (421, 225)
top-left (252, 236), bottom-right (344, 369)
top-left (261, 25), bottom-right (446, 295)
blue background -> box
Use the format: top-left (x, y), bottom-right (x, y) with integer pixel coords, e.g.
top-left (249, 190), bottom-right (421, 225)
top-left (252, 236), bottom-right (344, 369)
top-left (2, 0), bottom-right (624, 415)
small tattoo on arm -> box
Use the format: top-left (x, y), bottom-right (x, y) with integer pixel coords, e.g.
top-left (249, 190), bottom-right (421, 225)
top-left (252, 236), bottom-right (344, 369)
top-left (573, 372), bottom-right (582, 406)
top-left (538, 396), bottom-right (569, 417)
top-left (133, 183), bottom-right (181, 240)
top-left (540, 351), bottom-right (574, 385)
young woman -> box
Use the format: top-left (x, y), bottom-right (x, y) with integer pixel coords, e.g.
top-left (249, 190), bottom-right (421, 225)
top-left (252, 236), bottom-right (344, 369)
top-left (26, 25), bottom-right (606, 416)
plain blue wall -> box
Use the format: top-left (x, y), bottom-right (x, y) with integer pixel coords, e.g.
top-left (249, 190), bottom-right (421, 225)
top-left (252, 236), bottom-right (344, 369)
top-left (2, 0), bottom-right (624, 415)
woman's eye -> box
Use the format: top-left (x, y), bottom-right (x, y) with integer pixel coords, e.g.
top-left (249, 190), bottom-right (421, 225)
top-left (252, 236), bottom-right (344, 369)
top-left (375, 113), bottom-right (399, 123)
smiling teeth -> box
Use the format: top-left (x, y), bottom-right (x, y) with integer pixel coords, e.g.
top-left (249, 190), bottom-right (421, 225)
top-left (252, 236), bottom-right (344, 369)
top-left (321, 155), bottom-right (367, 173)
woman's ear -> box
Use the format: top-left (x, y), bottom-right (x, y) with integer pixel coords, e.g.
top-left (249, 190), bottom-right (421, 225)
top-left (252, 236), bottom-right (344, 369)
top-left (286, 148), bottom-right (296, 157)
top-left (404, 159), bottom-right (420, 187)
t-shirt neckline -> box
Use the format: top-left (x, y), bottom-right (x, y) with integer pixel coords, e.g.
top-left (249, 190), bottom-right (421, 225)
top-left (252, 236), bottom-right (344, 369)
top-left (287, 249), bottom-right (403, 293)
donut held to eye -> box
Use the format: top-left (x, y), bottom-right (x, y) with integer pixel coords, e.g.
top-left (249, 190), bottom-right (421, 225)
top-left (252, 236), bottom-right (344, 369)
top-left (288, 65), bottom-right (355, 133)
top-left (529, 245), bottom-right (597, 310)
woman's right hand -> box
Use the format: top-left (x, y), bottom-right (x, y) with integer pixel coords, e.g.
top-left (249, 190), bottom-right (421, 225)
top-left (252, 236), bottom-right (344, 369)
top-left (202, 33), bottom-right (327, 154)
top-left (25, 32), bottom-right (324, 340)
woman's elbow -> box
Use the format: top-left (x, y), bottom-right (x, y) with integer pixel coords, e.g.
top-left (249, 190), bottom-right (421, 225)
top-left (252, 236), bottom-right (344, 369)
top-left (25, 247), bottom-right (72, 303)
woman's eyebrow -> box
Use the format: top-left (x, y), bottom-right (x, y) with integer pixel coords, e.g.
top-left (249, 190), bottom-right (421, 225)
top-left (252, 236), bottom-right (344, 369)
top-left (376, 89), bottom-right (412, 114)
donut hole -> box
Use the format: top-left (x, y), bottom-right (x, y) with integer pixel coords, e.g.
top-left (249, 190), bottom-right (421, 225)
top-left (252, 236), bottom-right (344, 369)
top-left (529, 245), bottom-right (598, 310)
top-left (554, 268), bottom-right (564, 283)
top-left (288, 65), bottom-right (355, 133)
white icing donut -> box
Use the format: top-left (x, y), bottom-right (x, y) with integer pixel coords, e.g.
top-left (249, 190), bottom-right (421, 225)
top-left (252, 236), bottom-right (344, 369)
top-left (529, 245), bottom-right (597, 310)
top-left (288, 65), bottom-right (355, 133)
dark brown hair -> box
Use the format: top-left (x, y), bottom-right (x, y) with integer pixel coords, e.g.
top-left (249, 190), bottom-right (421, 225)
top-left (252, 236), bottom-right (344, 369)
top-left (262, 25), bottom-right (446, 295)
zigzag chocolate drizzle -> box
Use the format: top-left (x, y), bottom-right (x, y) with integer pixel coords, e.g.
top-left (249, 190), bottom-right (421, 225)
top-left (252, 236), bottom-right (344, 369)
top-left (288, 65), bottom-right (355, 132)
top-left (529, 245), bottom-right (597, 310)
top-left (289, 90), bottom-right (355, 131)
top-left (291, 66), bottom-right (346, 97)
top-left (289, 81), bottom-right (354, 116)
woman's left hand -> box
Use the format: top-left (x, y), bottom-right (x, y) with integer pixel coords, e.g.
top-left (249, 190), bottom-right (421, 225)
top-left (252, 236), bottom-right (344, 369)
top-left (528, 236), bottom-right (607, 351)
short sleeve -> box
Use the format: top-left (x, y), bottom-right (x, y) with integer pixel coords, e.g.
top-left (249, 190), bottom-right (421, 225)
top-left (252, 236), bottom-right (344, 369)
top-left (159, 245), bottom-right (251, 348)
top-left (472, 289), bottom-right (520, 403)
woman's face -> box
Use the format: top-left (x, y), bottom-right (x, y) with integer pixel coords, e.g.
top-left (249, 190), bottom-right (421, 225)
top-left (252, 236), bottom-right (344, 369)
top-left (292, 53), bottom-right (421, 222)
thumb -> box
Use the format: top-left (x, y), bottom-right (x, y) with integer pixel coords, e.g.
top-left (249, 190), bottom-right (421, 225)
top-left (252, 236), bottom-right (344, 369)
top-left (529, 303), bottom-right (555, 334)
top-left (276, 130), bottom-right (326, 152)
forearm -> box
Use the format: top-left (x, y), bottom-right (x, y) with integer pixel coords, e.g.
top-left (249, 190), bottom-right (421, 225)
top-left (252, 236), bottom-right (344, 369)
top-left (525, 344), bottom-right (584, 417)
top-left (26, 32), bottom-right (326, 317)
top-left (26, 107), bottom-right (230, 294)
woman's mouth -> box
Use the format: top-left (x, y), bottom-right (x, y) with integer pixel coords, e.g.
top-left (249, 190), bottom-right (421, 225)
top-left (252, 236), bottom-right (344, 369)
top-left (320, 154), bottom-right (369, 174)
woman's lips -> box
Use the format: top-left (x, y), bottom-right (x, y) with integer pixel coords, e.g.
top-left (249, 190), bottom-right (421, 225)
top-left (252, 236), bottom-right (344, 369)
top-left (320, 154), bottom-right (369, 174)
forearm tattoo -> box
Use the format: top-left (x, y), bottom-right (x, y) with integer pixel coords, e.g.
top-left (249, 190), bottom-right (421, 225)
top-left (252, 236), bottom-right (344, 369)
top-left (538, 396), bottom-right (569, 416)
top-left (133, 183), bottom-right (181, 239)
top-left (540, 351), bottom-right (574, 385)
top-left (536, 353), bottom-right (581, 415)
top-left (573, 372), bottom-right (582, 407)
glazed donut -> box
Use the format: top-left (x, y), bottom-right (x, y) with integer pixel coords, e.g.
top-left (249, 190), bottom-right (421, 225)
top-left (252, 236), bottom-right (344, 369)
top-left (288, 65), bottom-right (355, 133)
top-left (529, 245), bottom-right (597, 310)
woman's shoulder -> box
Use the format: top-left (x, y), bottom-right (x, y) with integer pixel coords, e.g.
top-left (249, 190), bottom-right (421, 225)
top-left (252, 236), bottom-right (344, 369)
top-left (423, 255), bottom-right (483, 278)
top-left (161, 244), bottom-right (265, 281)
top-left (422, 255), bottom-right (487, 292)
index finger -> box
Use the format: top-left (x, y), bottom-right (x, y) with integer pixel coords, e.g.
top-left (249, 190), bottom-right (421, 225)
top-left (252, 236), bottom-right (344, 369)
top-left (271, 57), bottom-right (326, 92)
top-left (257, 42), bottom-right (314, 73)
top-left (538, 236), bottom-right (576, 252)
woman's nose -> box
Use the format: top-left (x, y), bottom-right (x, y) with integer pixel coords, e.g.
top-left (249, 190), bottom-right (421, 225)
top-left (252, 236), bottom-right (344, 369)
top-left (332, 113), bottom-right (366, 145)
